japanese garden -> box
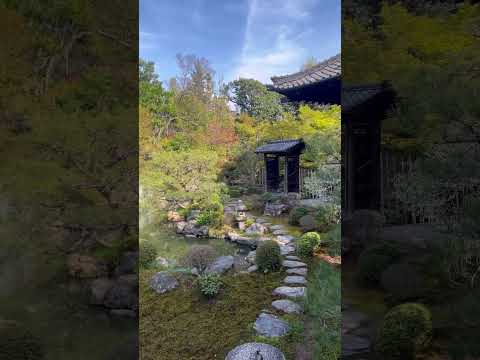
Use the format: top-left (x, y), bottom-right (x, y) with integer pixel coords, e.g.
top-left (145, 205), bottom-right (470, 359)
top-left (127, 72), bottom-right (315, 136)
top-left (139, 54), bottom-right (342, 360)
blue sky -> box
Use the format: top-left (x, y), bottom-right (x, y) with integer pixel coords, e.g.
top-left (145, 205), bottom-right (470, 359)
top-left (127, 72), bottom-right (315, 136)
top-left (140, 0), bottom-right (340, 86)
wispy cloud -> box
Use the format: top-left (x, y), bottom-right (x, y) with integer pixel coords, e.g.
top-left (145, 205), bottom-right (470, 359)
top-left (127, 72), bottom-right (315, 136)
top-left (230, 0), bottom-right (317, 83)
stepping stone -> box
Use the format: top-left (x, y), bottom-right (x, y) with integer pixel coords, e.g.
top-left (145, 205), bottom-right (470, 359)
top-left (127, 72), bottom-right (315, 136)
top-left (282, 260), bottom-right (307, 268)
top-left (276, 235), bottom-right (295, 243)
top-left (272, 299), bottom-right (302, 314)
top-left (341, 334), bottom-right (371, 357)
top-left (280, 245), bottom-right (295, 256)
top-left (270, 225), bottom-right (284, 231)
top-left (286, 267), bottom-right (307, 276)
top-left (283, 275), bottom-right (307, 285)
top-left (247, 265), bottom-right (258, 273)
top-left (273, 229), bottom-right (287, 235)
top-left (254, 313), bottom-right (290, 337)
top-left (256, 218), bottom-right (267, 224)
top-left (225, 343), bottom-right (286, 360)
top-left (273, 286), bottom-right (306, 299)
top-left (285, 255), bottom-right (300, 261)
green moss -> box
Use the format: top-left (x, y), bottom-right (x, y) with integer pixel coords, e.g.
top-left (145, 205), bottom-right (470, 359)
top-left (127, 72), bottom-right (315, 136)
top-left (140, 270), bottom-right (298, 360)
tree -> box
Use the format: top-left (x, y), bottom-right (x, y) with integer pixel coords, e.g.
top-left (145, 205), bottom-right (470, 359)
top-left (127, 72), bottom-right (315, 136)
top-left (175, 53), bottom-right (215, 104)
top-left (139, 58), bottom-right (159, 84)
top-left (225, 78), bottom-right (286, 121)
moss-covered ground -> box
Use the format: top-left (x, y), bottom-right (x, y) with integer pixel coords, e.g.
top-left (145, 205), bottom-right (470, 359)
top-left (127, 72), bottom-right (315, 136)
top-left (139, 269), bottom-right (301, 360)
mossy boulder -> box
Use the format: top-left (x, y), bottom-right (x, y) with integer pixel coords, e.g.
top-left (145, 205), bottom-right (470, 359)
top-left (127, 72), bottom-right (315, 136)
top-left (374, 303), bottom-right (432, 360)
top-left (0, 320), bottom-right (44, 359)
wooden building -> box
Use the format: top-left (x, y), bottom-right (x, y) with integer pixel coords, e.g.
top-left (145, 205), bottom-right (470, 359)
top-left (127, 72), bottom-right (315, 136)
top-left (269, 54), bottom-right (341, 104)
top-left (342, 84), bottom-right (395, 215)
top-left (267, 54), bottom-right (398, 218)
top-left (255, 139), bottom-right (306, 194)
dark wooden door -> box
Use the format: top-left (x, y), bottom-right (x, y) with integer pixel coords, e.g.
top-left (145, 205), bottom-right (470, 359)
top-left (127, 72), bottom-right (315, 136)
top-left (265, 155), bottom-right (280, 192)
top-left (352, 120), bottom-right (380, 209)
top-left (286, 155), bottom-right (300, 193)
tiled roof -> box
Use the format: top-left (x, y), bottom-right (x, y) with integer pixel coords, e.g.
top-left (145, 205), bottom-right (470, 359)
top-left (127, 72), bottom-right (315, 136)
top-left (270, 54), bottom-right (341, 91)
top-left (255, 139), bottom-right (305, 154)
top-left (342, 85), bottom-right (385, 112)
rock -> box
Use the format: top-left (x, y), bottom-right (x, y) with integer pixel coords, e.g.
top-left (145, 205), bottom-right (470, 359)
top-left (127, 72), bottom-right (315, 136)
top-left (237, 221), bottom-right (246, 231)
top-left (273, 286), bottom-right (306, 298)
top-left (110, 309), bottom-right (136, 318)
top-left (155, 256), bottom-right (173, 268)
top-left (341, 334), bottom-right (371, 357)
top-left (299, 214), bottom-right (317, 231)
top-left (275, 235), bottom-right (294, 245)
top-left (167, 210), bottom-right (184, 222)
top-left (114, 251), bottom-right (139, 276)
top-left (177, 221), bottom-right (209, 237)
top-left (254, 313), bottom-right (290, 337)
top-left (246, 251), bottom-right (256, 264)
top-left (247, 265), bottom-right (258, 273)
top-left (149, 272), bottom-right (179, 294)
top-left (270, 225), bottom-right (284, 231)
top-left (285, 255), bottom-right (300, 261)
top-left (278, 234), bottom-right (294, 242)
top-left (286, 267), bottom-right (307, 276)
top-left (205, 255), bottom-right (234, 275)
top-left (90, 277), bottom-right (114, 305)
top-left (283, 275), bottom-right (307, 285)
top-left (175, 221), bottom-right (188, 233)
top-left (256, 218), bottom-right (267, 224)
top-left (103, 283), bottom-right (138, 310)
top-left (245, 223), bottom-right (267, 235)
top-left (273, 229), bottom-right (287, 236)
top-left (225, 343), bottom-right (285, 360)
top-left (282, 260), bottom-right (307, 268)
top-left (264, 203), bottom-right (289, 217)
top-left (272, 299), bottom-right (302, 314)
top-left (67, 254), bottom-right (108, 279)
top-left (280, 245), bottom-right (295, 256)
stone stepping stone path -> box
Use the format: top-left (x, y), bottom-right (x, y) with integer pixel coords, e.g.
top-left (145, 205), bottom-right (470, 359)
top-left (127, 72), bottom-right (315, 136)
top-left (271, 299), bottom-right (302, 314)
top-left (225, 343), bottom-right (286, 360)
top-left (227, 215), bottom-right (312, 358)
top-left (286, 267), bottom-right (307, 276)
top-left (254, 313), bottom-right (290, 337)
top-left (280, 245), bottom-right (295, 256)
top-left (273, 286), bottom-right (306, 299)
top-left (283, 275), bottom-right (307, 285)
top-left (282, 260), bottom-right (307, 268)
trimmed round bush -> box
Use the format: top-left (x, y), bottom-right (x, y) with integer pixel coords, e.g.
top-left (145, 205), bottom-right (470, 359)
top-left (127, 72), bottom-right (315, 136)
top-left (375, 303), bottom-right (433, 360)
top-left (289, 207), bottom-right (310, 225)
top-left (255, 240), bottom-right (282, 272)
top-left (0, 320), bottom-right (44, 359)
top-left (297, 232), bottom-right (321, 257)
top-left (197, 273), bottom-right (222, 297)
top-left (182, 245), bottom-right (217, 274)
top-left (139, 240), bottom-right (158, 268)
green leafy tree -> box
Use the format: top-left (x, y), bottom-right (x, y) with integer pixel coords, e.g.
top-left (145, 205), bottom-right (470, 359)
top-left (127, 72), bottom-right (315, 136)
top-left (225, 78), bottom-right (286, 121)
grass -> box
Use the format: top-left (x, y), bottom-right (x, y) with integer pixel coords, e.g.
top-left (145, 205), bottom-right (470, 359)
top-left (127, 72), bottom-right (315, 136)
top-left (139, 269), bottom-right (299, 360)
top-left (306, 261), bottom-right (341, 360)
